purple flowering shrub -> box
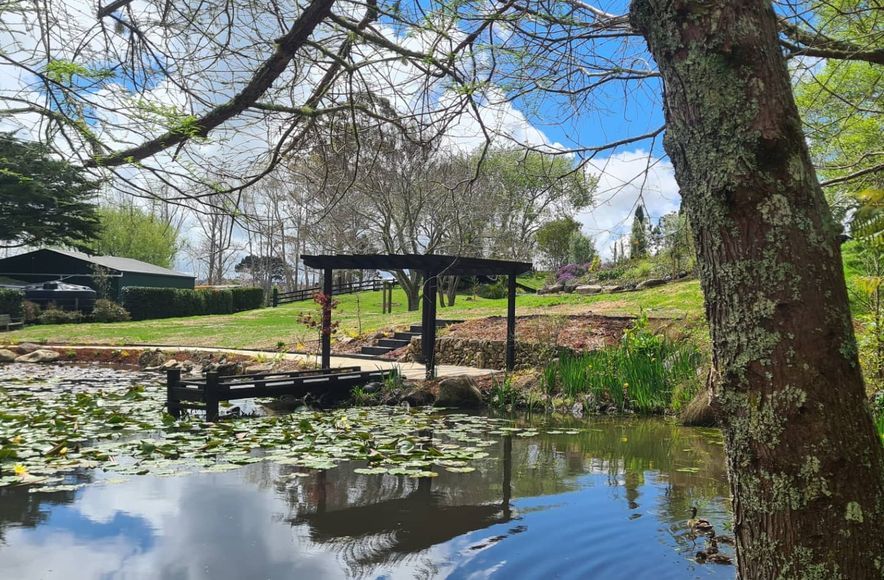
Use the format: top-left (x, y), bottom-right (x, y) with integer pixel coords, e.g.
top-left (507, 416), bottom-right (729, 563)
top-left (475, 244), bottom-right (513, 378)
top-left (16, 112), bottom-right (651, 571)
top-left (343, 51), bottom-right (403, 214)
top-left (556, 263), bottom-right (591, 283)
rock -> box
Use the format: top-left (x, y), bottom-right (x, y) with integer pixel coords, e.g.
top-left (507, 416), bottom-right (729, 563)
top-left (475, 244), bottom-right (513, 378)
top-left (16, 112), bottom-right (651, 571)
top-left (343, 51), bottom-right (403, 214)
top-left (635, 277), bottom-right (667, 290)
top-left (403, 386), bottom-right (435, 406)
top-left (575, 285), bottom-right (602, 295)
top-left (338, 335), bottom-right (355, 345)
top-left (571, 402), bottom-right (584, 419)
top-left (436, 376), bottom-right (483, 407)
top-left (362, 381), bottom-right (384, 394)
top-left (245, 364), bottom-right (273, 374)
top-left (138, 349), bottom-right (166, 368)
top-left (161, 359), bottom-right (180, 370)
top-left (601, 285), bottom-right (624, 293)
top-left (681, 389), bottom-right (717, 427)
top-left (0, 348), bottom-right (18, 363)
top-left (562, 278), bottom-right (580, 292)
top-left (16, 342), bottom-right (41, 354)
top-left (15, 349), bottom-right (60, 363)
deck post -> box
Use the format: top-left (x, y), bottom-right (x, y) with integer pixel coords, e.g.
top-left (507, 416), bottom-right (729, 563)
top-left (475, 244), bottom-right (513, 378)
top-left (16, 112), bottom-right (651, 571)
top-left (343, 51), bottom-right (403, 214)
top-left (321, 268), bottom-right (333, 370)
top-left (272, 287), bottom-right (279, 307)
top-left (166, 368), bottom-right (181, 418)
top-left (205, 371), bottom-right (220, 422)
top-left (423, 271), bottom-right (438, 379)
top-left (506, 274), bottom-right (517, 371)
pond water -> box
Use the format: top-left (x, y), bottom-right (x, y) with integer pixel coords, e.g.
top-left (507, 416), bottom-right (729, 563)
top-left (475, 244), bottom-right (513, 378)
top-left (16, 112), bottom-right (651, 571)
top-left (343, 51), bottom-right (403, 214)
top-left (0, 364), bottom-right (735, 579)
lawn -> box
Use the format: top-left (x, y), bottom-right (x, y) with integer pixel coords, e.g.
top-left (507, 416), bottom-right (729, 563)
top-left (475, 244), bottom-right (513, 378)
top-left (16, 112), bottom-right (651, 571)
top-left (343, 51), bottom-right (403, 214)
top-left (2, 280), bottom-right (705, 350)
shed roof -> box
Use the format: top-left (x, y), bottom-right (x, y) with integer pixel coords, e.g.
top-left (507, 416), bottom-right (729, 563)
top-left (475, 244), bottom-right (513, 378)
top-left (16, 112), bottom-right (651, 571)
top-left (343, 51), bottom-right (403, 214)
top-left (301, 254), bottom-right (532, 276)
top-left (11, 248), bottom-right (193, 279)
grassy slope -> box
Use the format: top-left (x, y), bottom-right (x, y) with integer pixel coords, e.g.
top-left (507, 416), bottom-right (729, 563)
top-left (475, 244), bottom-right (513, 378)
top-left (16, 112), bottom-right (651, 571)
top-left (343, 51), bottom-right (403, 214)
top-left (2, 279), bottom-right (705, 350)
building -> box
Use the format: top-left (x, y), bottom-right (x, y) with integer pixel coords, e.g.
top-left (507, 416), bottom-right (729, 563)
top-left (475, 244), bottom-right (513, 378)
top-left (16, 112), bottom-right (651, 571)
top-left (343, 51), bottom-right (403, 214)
top-left (0, 248), bottom-right (195, 298)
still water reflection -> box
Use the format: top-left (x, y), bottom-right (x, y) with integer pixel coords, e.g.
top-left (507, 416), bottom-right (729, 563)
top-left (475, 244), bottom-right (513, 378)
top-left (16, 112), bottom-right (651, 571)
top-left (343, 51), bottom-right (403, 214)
top-left (0, 410), bottom-right (733, 580)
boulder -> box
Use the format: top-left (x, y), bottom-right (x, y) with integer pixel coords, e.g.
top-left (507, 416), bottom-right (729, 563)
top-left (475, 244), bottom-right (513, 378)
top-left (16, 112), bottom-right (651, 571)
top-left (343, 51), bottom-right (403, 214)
top-left (575, 285), bottom-right (603, 295)
top-left (403, 386), bottom-right (435, 406)
top-left (362, 381), bottom-right (384, 394)
top-left (681, 389), bottom-right (717, 427)
top-left (15, 349), bottom-right (60, 363)
top-left (161, 359), bottom-right (180, 370)
top-left (0, 348), bottom-right (18, 363)
top-left (138, 349), bottom-right (166, 368)
top-left (16, 342), bottom-right (41, 354)
top-left (635, 277), bottom-right (667, 290)
top-left (540, 283), bottom-right (563, 295)
top-left (436, 376), bottom-right (483, 407)
top-left (601, 285), bottom-right (624, 293)
top-left (562, 278), bottom-right (580, 293)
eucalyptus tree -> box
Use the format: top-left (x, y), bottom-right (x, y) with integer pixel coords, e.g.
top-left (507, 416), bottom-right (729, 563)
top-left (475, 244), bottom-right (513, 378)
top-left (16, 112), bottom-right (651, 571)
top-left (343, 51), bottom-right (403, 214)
top-left (1, 0), bottom-right (883, 574)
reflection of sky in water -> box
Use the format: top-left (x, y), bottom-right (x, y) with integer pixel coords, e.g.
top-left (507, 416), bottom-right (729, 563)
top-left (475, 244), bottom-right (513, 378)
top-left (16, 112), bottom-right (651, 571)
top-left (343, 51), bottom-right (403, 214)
top-left (0, 419), bottom-right (734, 580)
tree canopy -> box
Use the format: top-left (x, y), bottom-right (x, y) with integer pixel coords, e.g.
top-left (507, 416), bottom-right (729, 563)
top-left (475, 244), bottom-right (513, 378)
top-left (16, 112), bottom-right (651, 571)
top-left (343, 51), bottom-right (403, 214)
top-left (0, 132), bottom-right (99, 250)
top-left (95, 205), bottom-right (179, 268)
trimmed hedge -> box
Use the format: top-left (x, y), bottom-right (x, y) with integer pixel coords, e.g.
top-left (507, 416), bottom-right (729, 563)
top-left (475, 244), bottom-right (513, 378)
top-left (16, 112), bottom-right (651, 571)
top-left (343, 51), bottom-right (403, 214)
top-left (231, 287), bottom-right (265, 311)
top-left (0, 289), bottom-right (23, 318)
top-left (122, 286), bottom-right (264, 320)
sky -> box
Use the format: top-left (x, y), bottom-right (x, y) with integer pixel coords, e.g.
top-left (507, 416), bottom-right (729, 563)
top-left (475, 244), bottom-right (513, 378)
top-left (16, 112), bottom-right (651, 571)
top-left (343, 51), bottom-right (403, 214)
top-left (0, 0), bottom-right (679, 269)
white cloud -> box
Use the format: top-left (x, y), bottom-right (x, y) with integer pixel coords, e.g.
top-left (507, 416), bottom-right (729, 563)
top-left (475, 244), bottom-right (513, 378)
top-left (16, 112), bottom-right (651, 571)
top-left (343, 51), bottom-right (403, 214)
top-left (576, 149), bottom-right (681, 260)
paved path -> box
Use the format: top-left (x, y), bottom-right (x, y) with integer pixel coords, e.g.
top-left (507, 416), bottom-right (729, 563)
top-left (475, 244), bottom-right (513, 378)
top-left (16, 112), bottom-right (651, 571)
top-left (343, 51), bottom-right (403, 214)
top-left (37, 344), bottom-right (495, 380)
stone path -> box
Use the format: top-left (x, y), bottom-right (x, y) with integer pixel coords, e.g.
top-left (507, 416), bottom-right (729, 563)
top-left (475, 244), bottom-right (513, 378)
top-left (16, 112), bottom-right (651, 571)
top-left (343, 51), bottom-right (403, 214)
top-left (36, 344), bottom-right (496, 380)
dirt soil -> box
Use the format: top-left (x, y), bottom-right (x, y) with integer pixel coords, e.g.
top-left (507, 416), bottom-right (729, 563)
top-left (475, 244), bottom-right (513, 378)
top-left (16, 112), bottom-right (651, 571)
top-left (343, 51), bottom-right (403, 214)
top-left (440, 314), bottom-right (634, 352)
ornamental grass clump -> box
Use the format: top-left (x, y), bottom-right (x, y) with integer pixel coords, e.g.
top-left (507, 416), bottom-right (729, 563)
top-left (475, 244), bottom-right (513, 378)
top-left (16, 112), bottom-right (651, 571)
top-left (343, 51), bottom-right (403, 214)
top-left (543, 315), bottom-right (703, 413)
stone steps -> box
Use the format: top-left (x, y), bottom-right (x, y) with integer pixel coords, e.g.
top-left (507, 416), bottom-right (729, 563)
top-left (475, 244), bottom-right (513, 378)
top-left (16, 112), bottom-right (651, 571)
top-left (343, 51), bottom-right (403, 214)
top-left (360, 320), bottom-right (464, 358)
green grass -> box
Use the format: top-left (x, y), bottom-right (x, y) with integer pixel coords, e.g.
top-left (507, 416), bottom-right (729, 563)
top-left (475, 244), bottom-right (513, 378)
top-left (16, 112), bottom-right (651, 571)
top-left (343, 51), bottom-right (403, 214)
top-left (1, 280), bottom-right (705, 350)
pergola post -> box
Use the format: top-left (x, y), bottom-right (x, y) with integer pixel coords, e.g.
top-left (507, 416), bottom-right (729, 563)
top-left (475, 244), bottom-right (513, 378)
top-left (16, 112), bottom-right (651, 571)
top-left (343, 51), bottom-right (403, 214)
top-left (321, 267), bottom-right (333, 370)
top-left (506, 274), bottom-right (517, 371)
top-left (422, 271), bottom-right (438, 379)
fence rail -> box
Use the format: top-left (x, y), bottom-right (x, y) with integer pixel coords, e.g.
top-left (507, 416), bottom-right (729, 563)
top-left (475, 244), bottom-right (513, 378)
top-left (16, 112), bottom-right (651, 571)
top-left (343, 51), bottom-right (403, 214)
top-left (272, 279), bottom-right (393, 306)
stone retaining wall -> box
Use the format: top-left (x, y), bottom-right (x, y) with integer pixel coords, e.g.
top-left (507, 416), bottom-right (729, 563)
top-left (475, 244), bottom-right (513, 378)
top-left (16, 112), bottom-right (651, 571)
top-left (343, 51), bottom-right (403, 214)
top-left (407, 337), bottom-right (575, 370)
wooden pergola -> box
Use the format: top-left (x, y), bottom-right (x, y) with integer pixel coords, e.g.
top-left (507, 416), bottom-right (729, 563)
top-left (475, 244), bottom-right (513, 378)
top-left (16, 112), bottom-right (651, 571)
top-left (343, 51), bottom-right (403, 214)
top-left (301, 254), bottom-right (533, 378)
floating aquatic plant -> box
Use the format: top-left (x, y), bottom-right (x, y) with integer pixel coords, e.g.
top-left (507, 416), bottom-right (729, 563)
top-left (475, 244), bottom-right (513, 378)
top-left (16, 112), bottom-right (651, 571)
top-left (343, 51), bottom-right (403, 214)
top-left (0, 365), bottom-right (572, 491)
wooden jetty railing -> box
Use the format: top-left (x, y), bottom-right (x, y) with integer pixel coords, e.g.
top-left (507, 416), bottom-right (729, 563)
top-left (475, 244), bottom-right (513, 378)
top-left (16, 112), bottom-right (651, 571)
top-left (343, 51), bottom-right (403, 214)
top-left (166, 366), bottom-right (394, 421)
top-left (272, 279), bottom-right (394, 306)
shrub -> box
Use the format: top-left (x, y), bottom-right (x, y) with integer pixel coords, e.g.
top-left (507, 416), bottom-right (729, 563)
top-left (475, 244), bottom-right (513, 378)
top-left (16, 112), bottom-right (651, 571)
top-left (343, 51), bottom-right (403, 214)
top-left (0, 288), bottom-right (23, 318)
top-left (91, 299), bottom-right (131, 323)
top-left (555, 263), bottom-right (589, 283)
top-left (38, 307), bottom-right (83, 325)
top-left (21, 300), bottom-right (41, 323)
top-left (230, 287), bottom-right (265, 311)
top-left (203, 289), bottom-right (234, 314)
top-left (122, 286), bottom-right (264, 320)
top-left (476, 279), bottom-right (507, 299)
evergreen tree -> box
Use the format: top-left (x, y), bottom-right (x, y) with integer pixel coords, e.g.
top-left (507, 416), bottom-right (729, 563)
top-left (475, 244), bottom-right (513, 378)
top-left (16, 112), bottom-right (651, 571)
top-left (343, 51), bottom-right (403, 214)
top-left (0, 133), bottom-right (99, 250)
top-left (629, 205), bottom-right (648, 259)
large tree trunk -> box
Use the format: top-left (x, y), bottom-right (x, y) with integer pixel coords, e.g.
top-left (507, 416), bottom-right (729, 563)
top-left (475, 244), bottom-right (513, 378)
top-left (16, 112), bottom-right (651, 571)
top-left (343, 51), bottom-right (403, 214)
top-left (631, 1), bottom-right (884, 577)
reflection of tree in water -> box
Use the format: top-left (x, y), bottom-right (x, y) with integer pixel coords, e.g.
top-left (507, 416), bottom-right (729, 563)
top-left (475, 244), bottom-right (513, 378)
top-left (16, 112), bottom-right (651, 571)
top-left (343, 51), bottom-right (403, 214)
top-left (271, 418), bottom-right (730, 576)
top-left (0, 472), bottom-right (92, 543)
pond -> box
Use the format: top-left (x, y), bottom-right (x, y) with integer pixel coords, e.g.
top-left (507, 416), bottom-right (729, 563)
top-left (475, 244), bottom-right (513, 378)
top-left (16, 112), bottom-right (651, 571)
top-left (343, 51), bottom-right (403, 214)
top-left (0, 364), bottom-right (734, 579)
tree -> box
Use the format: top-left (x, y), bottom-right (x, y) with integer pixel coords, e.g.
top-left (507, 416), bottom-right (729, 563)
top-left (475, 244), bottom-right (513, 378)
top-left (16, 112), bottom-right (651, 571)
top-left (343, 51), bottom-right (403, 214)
top-left (95, 206), bottom-right (178, 268)
top-left (658, 211), bottom-right (694, 277)
top-left (629, 205), bottom-right (648, 260)
top-left (0, 133), bottom-right (99, 250)
top-left (235, 255), bottom-right (289, 293)
top-left (477, 149), bottom-right (595, 261)
top-left (568, 231), bottom-right (596, 265)
top-left (535, 217), bottom-right (581, 269)
top-left (794, 1), bottom-right (883, 222)
top-left (631, 0), bottom-right (884, 575)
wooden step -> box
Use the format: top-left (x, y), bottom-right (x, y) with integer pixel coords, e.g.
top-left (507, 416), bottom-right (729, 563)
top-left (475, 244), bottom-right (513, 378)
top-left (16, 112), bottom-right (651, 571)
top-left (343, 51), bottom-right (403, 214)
top-left (393, 332), bottom-right (419, 341)
top-left (361, 346), bottom-right (393, 356)
top-left (377, 338), bottom-right (410, 349)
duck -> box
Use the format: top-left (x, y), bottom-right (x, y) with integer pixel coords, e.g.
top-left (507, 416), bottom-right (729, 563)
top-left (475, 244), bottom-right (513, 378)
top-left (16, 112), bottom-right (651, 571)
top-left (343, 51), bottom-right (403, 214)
top-left (688, 506), bottom-right (714, 534)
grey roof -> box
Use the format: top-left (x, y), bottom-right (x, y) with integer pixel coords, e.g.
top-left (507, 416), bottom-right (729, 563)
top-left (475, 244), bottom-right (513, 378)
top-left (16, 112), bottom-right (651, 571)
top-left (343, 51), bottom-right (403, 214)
top-left (48, 248), bottom-right (193, 278)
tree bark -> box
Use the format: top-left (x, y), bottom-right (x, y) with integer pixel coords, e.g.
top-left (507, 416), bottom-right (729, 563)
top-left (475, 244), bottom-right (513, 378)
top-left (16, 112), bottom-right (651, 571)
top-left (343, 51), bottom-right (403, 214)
top-left (630, 1), bottom-right (884, 577)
